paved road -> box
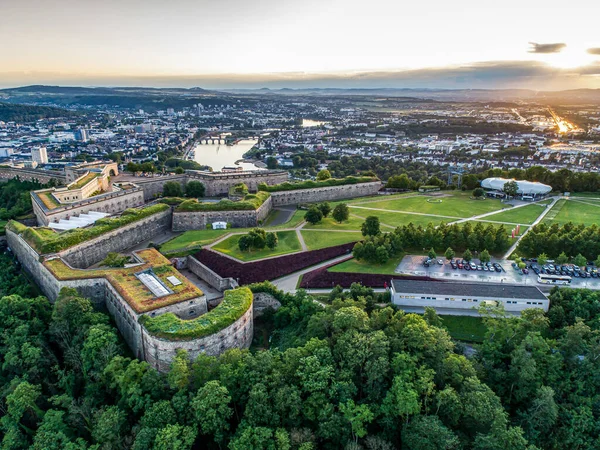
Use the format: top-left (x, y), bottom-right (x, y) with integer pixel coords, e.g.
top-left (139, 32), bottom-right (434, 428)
top-left (267, 206), bottom-right (297, 226)
top-left (272, 254), bottom-right (353, 292)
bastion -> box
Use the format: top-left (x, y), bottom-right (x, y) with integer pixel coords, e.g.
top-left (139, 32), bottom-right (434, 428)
top-left (6, 222), bottom-right (254, 372)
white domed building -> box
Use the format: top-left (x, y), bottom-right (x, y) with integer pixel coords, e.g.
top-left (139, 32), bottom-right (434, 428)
top-left (481, 178), bottom-right (552, 199)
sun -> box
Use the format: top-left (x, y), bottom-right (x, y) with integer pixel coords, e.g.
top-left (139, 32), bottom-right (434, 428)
top-left (548, 48), bottom-right (594, 69)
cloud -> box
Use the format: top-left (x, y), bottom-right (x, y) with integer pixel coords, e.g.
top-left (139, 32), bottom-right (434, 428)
top-left (528, 42), bottom-right (567, 54)
top-left (1, 60), bottom-right (600, 90)
top-left (588, 48), bottom-right (600, 55)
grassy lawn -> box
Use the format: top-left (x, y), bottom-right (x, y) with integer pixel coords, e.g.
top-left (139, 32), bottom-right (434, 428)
top-left (212, 230), bottom-right (301, 261)
top-left (303, 215), bottom-right (365, 231)
top-left (351, 210), bottom-right (449, 229)
top-left (482, 203), bottom-right (548, 225)
top-left (544, 199), bottom-right (600, 226)
top-left (301, 230), bottom-right (362, 250)
top-left (269, 209), bottom-right (306, 229)
top-left (161, 229), bottom-right (231, 253)
top-left (353, 192), bottom-right (507, 218)
top-left (439, 315), bottom-right (487, 343)
top-left (328, 256), bottom-right (403, 274)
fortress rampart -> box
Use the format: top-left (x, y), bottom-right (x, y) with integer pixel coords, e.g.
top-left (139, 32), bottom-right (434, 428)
top-left (171, 194), bottom-right (272, 231)
top-left (269, 181), bottom-right (382, 206)
top-left (57, 208), bottom-right (172, 268)
top-left (0, 167), bottom-right (66, 184)
top-left (6, 227), bottom-right (252, 372)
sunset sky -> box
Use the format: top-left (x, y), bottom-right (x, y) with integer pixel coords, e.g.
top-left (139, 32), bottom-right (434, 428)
top-left (1, 0), bottom-right (599, 89)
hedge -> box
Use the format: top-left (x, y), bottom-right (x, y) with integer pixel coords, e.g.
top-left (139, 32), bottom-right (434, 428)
top-left (257, 176), bottom-right (379, 192)
top-left (16, 203), bottom-right (170, 254)
top-left (193, 242), bottom-right (355, 285)
top-left (299, 264), bottom-right (436, 289)
top-left (176, 191), bottom-right (270, 212)
top-left (139, 286), bottom-right (253, 340)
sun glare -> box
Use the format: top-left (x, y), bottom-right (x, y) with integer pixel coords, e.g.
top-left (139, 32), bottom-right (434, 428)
top-left (548, 48), bottom-right (594, 69)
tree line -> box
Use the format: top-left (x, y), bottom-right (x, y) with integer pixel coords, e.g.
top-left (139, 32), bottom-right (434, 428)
top-left (3, 242), bottom-right (600, 448)
top-left (517, 221), bottom-right (600, 260)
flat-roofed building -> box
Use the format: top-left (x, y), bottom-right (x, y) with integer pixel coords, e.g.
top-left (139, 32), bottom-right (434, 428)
top-left (390, 279), bottom-right (548, 315)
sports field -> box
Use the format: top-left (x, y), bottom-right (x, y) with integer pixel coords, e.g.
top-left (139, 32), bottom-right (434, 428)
top-left (212, 230), bottom-right (302, 261)
top-left (544, 198), bottom-right (600, 226)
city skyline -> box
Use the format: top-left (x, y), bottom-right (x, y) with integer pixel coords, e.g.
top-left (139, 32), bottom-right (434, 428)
top-left (1, 0), bottom-right (599, 89)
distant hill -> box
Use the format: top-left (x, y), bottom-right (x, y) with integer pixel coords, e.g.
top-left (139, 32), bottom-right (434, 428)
top-left (0, 85), bottom-right (247, 112)
top-left (0, 102), bottom-right (77, 122)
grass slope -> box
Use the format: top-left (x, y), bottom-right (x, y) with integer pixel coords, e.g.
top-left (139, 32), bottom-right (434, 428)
top-left (212, 230), bottom-right (301, 261)
top-left (301, 230), bottom-right (362, 250)
top-left (328, 256), bottom-right (403, 275)
top-left (440, 315), bottom-right (487, 343)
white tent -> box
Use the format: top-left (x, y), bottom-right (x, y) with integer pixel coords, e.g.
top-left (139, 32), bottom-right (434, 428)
top-left (481, 178), bottom-right (552, 195)
top-left (48, 211), bottom-right (110, 231)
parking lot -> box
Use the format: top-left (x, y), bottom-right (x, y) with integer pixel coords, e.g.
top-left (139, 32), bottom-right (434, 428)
top-left (395, 255), bottom-right (600, 291)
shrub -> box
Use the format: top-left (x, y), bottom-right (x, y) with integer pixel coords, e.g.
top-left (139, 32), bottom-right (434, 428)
top-left (304, 207), bottom-right (323, 225)
top-left (332, 203), bottom-right (350, 223)
top-left (257, 176), bottom-right (378, 192)
top-left (176, 192), bottom-right (270, 212)
top-left (17, 203), bottom-right (170, 254)
top-left (140, 287), bottom-right (253, 340)
top-left (194, 243), bottom-right (355, 285)
top-left (163, 181), bottom-right (183, 197)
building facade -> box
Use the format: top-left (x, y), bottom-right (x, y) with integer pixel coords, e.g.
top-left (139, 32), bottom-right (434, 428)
top-left (390, 279), bottom-right (549, 314)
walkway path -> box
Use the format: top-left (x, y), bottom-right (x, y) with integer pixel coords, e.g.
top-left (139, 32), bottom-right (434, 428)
top-left (446, 201), bottom-right (544, 225)
top-left (271, 253), bottom-right (353, 292)
top-left (350, 205), bottom-right (462, 221)
top-left (296, 228), bottom-right (308, 251)
top-left (502, 196), bottom-right (559, 259)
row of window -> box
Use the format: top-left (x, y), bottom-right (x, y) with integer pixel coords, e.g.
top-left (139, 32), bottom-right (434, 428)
top-left (398, 294), bottom-right (545, 306)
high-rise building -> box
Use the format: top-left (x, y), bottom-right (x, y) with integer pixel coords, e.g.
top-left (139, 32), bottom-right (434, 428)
top-left (31, 146), bottom-right (48, 164)
top-left (75, 128), bottom-right (88, 142)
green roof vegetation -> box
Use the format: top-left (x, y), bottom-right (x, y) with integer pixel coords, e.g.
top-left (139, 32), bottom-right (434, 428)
top-left (8, 203), bottom-right (170, 254)
top-left (257, 176), bottom-right (378, 192)
top-left (44, 249), bottom-right (203, 313)
top-left (139, 286), bottom-right (253, 340)
top-left (69, 171), bottom-right (100, 190)
top-left (176, 191), bottom-right (270, 212)
top-left (36, 191), bottom-right (61, 209)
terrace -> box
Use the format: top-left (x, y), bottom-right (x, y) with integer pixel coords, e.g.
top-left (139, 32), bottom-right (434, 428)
top-left (43, 248), bottom-right (204, 313)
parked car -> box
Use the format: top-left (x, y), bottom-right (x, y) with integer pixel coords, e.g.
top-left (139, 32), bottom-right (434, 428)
top-left (522, 268), bottom-right (529, 275)
top-left (470, 262), bottom-right (477, 270)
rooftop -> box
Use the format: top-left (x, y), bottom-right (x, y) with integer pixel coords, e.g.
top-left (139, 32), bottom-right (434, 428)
top-left (43, 249), bottom-right (204, 313)
top-left (390, 279), bottom-right (547, 301)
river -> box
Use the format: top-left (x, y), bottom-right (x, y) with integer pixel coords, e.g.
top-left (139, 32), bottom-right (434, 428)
top-left (190, 138), bottom-right (262, 171)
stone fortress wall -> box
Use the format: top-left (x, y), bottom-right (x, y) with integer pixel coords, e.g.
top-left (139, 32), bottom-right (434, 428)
top-left (270, 181), bottom-right (383, 206)
top-left (0, 166), bottom-right (66, 184)
top-left (141, 305), bottom-right (253, 372)
top-left (171, 194), bottom-right (272, 232)
top-left (6, 227), bottom-right (250, 372)
top-left (32, 186), bottom-right (145, 226)
top-left (187, 170), bottom-right (289, 196)
top-left (57, 208), bottom-right (172, 268)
